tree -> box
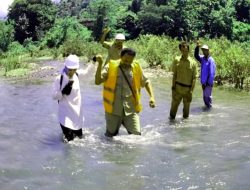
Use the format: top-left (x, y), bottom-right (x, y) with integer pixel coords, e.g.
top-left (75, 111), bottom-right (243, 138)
top-left (93, 5), bottom-right (107, 41)
top-left (80, 0), bottom-right (130, 39)
top-left (129, 0), bottom-right (143, 13)
top-left (57, 0), bottom-right (87, 18)
top-left (116, 11), bottom-right (141, 39)
top-left (234, 0), bottom-right (250, 23)
top-left (0, 21), bottom-right (14, 52)
top-left (7, 0), bottom-right (58, 43)
top-left (42, 17), bottom-right (92, 48)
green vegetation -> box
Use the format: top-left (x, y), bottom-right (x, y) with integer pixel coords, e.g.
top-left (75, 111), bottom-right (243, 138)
top-left (0, 0), bottom-right (249, 90)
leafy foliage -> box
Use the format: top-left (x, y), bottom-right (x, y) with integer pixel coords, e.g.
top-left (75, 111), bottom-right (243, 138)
top-left (0, 21), bottom-right (14, 52)
top-left (42, 17), bottom-right (92, 48)
top-left (8, 0), bottom-right (57, 43)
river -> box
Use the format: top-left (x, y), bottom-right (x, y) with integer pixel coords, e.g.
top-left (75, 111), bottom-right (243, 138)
top-left (0, 61), bottom-right (250, 190)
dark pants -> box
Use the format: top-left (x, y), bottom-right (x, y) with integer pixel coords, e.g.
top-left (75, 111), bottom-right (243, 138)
top-left (60, 124), bottom-right (83, 142)
top-left (202, 85), bottom-right (213, 108)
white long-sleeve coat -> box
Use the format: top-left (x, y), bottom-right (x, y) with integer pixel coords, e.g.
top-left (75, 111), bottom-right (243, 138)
top-left (52, 65), bottom-right (93, 130)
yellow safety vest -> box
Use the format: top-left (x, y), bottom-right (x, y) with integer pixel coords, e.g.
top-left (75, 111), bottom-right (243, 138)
top-left (103, 60), bottom-right (143, 113)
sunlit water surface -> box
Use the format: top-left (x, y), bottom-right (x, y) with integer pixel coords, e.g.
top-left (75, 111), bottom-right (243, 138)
top-left (0, 63), bottom-right (250, 190)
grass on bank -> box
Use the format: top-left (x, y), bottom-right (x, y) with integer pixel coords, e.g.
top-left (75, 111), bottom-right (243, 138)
top-left (0, 35), bottom-right (249, 90)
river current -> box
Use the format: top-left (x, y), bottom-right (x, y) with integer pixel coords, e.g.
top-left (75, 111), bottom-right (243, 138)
top-left (0, 62), bottom-right (250, 190)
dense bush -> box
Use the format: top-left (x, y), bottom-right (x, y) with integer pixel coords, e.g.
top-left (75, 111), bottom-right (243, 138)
top-left (42, 17), bottom-right (92, 49)
top-left (126, 35), bottom-right (250, 89)
top-left (126, 35), bottom-right (179, 69)
top-left (197, 37), bottom-right (250, 89)
top-left (0, 21), bottom-right (14, 52)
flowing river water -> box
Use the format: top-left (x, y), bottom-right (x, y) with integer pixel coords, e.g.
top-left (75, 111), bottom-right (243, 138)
top-left (0, 61), bottom-right (250, 190)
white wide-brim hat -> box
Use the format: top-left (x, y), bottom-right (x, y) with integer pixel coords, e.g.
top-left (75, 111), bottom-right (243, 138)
top-left (65, 54), bottom-right (79, 69)
top-left (201, 45), bottom-right (209, 50)
top-left (115, 33), bottom-right (125, 40)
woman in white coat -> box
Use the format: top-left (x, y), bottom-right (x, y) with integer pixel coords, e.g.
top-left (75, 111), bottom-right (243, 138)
top-left (52, 54), bottom-right (93, 142)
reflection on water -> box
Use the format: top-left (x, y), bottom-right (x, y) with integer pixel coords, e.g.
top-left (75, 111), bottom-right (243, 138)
top-left (0, 69), bottom-right (250, 190)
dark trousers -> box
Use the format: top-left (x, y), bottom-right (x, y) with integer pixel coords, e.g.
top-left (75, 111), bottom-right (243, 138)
top-left (60, 124), bottom-right (83, 142)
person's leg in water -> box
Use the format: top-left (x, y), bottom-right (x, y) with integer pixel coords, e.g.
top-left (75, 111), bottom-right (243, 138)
top-left (73, 128), bottom-right (83, 139)
top-left (105, 112), bottom-right (122, 137)
top-left (123, 112), bottom-right (141, 135)
top-left (169, 88), bottom-right (182, 119)
top-left (60, 124), bottom-right (74, 142)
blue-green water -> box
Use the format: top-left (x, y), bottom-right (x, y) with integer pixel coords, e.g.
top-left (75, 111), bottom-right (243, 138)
top-left (0, 63), bottom-right (250, 190)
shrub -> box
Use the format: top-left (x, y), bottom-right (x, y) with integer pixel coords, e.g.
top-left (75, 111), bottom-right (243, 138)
top-left (126, 35), bottom-right (179, 69)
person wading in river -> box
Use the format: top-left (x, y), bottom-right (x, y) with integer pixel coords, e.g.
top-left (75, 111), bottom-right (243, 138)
top-left (169, 42), bottom-right (197, 120)
top-left (52, 54), bottom-right (93, 142)
top-left (194, 41), bottom-right (216, 109)
top-left (94, 48), bottom-right (156, 137)
top-left (100, 27), bottom-right (126, 66)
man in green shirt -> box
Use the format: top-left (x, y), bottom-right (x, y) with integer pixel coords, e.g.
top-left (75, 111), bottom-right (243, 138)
top-left (100, 27), bottom-right (126, 66)
top-left (94, 48), bottom-right (156, 137)
top-left (169, 42), bottom-right (197, 120)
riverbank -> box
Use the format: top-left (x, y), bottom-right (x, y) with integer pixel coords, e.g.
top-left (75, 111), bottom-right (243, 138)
top-left (0, 59), bottom-right (172, 80)
top-left (1, 59), bottom-right (249, 92)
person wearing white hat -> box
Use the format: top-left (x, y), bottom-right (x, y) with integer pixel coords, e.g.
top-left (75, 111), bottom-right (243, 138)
top-left (100, 27), bottom-right (126, 65)
top-left (194, 41), bottom-right (216, 109)
top-left (52, 54), bottom-right (93, 142)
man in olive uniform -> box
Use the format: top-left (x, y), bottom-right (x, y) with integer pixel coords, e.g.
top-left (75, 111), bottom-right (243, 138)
top-left (169, 42), bottom-right (197, 120)
top-left (94, 48), bottom-right (156, 137)
top-left (100, 27), bottom-right (126, 65)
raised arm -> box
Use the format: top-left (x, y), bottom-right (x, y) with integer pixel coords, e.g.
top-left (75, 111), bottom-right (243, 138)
top-left (100, 28), bottom-right (111, 49)
top-left (194, 41), bottom-right (202, 63)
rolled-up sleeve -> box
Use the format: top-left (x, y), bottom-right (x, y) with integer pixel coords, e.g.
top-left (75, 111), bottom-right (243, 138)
top-left (102, 41), bottom-right (112, 49)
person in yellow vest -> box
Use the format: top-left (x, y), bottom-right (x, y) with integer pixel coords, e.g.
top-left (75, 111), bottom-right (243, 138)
top-left (94, 48), bottom-right (156, 137)
top-left (169, 42), bottom-right (197, 120)
top-left (100, 27), bottom-right (126, 66)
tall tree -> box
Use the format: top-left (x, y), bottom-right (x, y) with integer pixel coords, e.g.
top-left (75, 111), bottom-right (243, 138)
top-left (57, 0), bottom-right (89, 18)
top-left (234, 0), bottom-right (250, 23)
top-left (93, 4), bottom-right (107, 41)
top-left (7, 0), bottom-right (57, 43)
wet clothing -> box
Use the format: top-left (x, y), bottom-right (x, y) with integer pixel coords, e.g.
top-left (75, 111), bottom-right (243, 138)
top-left (102, 41), bottom-right (124, 65)
top-left (99, 60), bottom-right (149, 136)
top-left (60, 124), bottom-right (83, 142)
top-left (170, 84), bottom-right (192, 119)
top-left (170, 55), bottom-right (197, 119)
top-left (103, 60), bottom-right (144, 114)
top-left (105, 112), bottom-right (141, 137)
top-left (52, 71), bottom-right (84, 141)
top-left (203, 85), bottom-right (213, 108)
top-left (194, 47), bottom-right (216, 108)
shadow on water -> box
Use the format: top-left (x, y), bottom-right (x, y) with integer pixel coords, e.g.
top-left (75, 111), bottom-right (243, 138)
top-left (1, 63), bottom-right (250, 190)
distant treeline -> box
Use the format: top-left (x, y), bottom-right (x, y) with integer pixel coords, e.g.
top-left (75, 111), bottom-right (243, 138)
top-left (0, 0), bottom-right (249, 90)
top-left (0, 0), bottom-right (250, 47)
